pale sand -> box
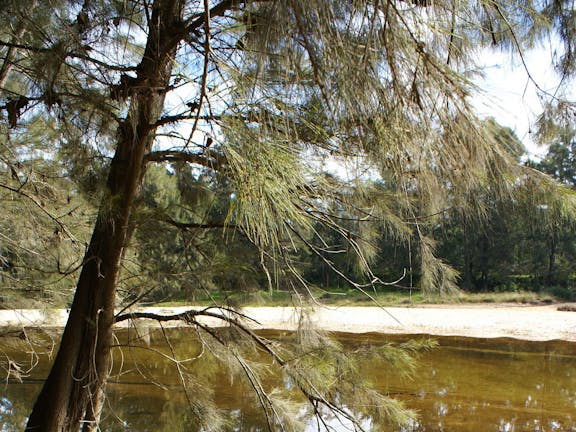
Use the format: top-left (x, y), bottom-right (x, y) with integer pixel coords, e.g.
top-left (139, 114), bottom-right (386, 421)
top-left (1, 304), bottom-right (575, 342)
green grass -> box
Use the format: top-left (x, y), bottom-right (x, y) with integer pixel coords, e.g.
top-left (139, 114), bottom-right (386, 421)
top-left (311, 289), bottom-right (557, 307)
top-left (150, 288), bottom-right (561, 308)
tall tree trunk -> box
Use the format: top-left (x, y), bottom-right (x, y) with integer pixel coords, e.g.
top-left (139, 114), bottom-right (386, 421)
top-left (478, 233), bottom-right (489, 292)
top-left (462, 224), bottom-right (473, 290)
top-left (25, 1), bottom-right (183, 430)
top-left (546, 225), bottom-right (558, 285)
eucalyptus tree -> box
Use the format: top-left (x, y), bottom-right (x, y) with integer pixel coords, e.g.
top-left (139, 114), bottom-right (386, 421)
top-left (1, 0), bottom-right (575, 431)
top-left (530, 123), bottom-right (576, 286)
top-left (538, 127), bottom-right (576, 187)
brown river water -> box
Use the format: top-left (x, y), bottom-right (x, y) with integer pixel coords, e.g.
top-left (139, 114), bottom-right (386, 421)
top-left (1, 328), bottom-right (575, 431)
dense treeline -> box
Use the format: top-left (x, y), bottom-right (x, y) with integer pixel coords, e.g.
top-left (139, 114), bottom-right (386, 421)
top-left (2, 120), bottom-right (575, 307)
top-left (132, 121), bottom-right (576, 301)
top-left (298, 129), bottom-right (576, 300)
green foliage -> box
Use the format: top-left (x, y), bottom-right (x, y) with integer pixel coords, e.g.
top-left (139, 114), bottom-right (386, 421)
top-left (128, 166), bottom-right (267, 304)
top-left (538, 127), bottom-right (576, 186)
top-left (0, 116), bottom-right (94, 308)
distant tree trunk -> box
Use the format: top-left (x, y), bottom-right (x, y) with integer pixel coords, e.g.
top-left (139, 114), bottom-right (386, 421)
top-left (477, 234), bottom-right (490, 292)
top-left (462, 225), bottom-right (474, 290)
top-left (546, 225), bottom-right (558, 285)
top-left (25, 1), bottom-right (182, 430)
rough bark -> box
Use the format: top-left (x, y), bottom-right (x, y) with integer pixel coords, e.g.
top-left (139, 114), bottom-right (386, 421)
top-left (25, 1), bottom-right (184, 430)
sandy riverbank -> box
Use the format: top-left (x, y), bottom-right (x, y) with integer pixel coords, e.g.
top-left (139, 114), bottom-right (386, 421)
top-left (1, 303), bottom-right (575, 342)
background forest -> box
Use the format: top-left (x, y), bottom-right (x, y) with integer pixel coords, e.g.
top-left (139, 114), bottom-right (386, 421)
top-left (2, 118), bottom-right (575, 307)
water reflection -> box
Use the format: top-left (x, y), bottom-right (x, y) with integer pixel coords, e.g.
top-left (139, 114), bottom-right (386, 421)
top-left (1, 330), bottom-right (576, 431)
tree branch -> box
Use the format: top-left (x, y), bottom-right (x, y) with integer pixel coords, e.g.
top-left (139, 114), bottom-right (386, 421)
top-left (0, 40), bottom-right (138, 72)
top-left (144, 149), bottom-right (227, 171)
top-left (165, 0), bottom-right (241, 54)
top-left (152, 113), bottom-right (224, 128)
top-left (0, 181), bottom-right (78, 243)
top-left (116, 304), bottom-right (370, 431)
top-left (163, 216), bottom-right (236, 230)
top-left (114, 306), bottom-right (259, 326)
top-left (185, 0), bottom-right (212, 149)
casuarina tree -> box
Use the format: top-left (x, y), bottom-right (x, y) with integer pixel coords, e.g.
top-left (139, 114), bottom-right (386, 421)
top-left (1, 0), bottom-right (575, 430)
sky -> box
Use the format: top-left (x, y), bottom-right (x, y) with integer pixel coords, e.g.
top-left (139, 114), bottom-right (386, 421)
top-left (473, 43), bottom-right (569, 160)
top-left (325, 44), bottom-right (568, 180)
